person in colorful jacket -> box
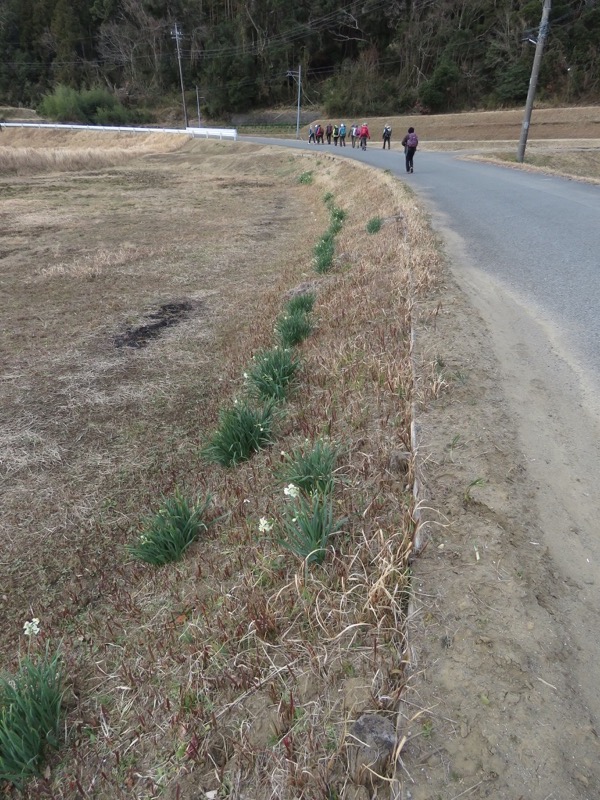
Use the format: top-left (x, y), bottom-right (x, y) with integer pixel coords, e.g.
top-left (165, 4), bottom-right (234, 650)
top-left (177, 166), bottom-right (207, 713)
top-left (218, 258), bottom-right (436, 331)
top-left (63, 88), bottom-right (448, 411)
top-left (401, 126), bottom-right (419, 172)
top-left (339, 122), bottom-right (347, 146)
top-left (382, 124), bottom-right (392, 149)
top-left (359, 122), bottom-right (370, 150)
top-left (333, 123), bottom-right (339, 145)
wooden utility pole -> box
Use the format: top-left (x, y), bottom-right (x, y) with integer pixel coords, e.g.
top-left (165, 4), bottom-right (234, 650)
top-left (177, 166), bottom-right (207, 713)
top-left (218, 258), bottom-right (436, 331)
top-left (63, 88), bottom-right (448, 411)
top-left (295, 64), bottom-right (302, 141)
top-left (287, 65), bottom-right (302, 139)
top-left (517, 0), bottom-right (551, 163)
top-left (172, 23), bottom-right (188, 129)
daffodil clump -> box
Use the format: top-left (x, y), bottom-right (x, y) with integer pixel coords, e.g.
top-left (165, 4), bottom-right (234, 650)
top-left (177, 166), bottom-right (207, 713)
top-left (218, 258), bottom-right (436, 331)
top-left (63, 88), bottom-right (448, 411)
top-left (274, 440), bottom-right (344, 566)
top-left (314, 195), bottom-right (347, 273)
top-left (202, 401), bottom-right (276, 467)
top-left (0, 619), bottom-right (63, 789)
top-left (274, 310), bottom-right (313, 348)
top-left (245, 347), bottom-right (300, 402)
top-left (279, 488), bottom-right (344, 566)
top-left (128, 492), bottom-right (213, 565)
top-left (285, 292), bottom-right (315, 316)
top-left (278, 439), bottom-right (339, 496)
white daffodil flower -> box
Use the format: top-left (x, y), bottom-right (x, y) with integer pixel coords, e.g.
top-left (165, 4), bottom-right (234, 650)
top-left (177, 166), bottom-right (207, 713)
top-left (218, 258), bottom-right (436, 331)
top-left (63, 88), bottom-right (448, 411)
top-left (23, 618), bottom-right (41, 637)
top-left (258, 517), bottom-right (273, 533)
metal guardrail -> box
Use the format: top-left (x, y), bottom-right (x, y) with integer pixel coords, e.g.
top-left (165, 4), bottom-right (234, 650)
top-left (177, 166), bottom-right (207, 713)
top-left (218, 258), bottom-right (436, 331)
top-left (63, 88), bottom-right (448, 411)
top-left (187, 126), bottom-right (237, 141)
top-left (2, 121), bottom-right (238, 140)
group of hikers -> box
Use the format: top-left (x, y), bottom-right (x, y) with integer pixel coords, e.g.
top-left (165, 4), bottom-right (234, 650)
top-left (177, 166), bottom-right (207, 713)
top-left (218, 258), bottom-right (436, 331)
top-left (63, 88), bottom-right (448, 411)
top-left (308, 121), bottom-right (419, 172)
top-left (308, 122), bottom-right (364, 148)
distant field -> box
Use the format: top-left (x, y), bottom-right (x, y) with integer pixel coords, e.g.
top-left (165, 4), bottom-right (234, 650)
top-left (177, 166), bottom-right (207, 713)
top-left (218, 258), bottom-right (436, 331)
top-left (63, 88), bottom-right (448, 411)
top-left (0, 105), bottom-right (41, 120)
top-left (301, 106), bottom-right (600, 142)
top-left (0, 128), bottom-right (187, 175)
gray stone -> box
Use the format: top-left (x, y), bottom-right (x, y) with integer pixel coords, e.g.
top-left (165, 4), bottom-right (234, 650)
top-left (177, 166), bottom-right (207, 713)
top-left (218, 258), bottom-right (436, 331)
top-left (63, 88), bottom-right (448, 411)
top-left (346, 713), bottom-right (397, 788)
top-left (389, 451), bottom-right (411, 474)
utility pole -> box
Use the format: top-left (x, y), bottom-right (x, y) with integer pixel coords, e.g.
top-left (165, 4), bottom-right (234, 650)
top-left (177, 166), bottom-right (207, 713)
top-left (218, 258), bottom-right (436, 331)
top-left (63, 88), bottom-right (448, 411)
top-left (295, 64), bottom-right (301, 141)
top-left (517, 0), bottom-right (551, 163)
top-left (196, 85), bottom-right (201, 128)
top-left (287, 65), bottom-right (302, 140)
top-left (171, 23), bottom-right (188, 129)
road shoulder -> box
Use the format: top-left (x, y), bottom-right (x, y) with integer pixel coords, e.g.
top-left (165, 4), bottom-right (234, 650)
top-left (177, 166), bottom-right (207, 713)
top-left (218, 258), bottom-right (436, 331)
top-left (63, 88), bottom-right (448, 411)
top-left (401, 266), bottom-right (600, 799)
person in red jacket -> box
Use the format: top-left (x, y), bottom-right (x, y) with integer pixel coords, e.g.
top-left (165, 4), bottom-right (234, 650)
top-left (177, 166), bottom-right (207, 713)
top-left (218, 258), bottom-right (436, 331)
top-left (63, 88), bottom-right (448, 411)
top-left (359, 122), bottom-right (370, 150)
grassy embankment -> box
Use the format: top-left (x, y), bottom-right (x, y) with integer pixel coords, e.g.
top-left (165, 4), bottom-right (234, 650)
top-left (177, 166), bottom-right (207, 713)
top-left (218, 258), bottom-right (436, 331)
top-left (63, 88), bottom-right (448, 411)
top-left (0, 132), bottom-right (442, 797)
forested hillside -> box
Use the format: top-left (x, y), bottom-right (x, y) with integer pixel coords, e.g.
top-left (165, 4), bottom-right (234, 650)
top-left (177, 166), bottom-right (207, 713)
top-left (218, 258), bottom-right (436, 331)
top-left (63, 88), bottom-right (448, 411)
top-left (1, 0), bottom-right (599, 118)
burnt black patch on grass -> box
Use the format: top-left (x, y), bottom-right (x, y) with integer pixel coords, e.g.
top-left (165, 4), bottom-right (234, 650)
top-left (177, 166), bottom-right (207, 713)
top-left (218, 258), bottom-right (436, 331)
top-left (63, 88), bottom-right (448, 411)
top-left (114, 301), bottom-right (194, 348)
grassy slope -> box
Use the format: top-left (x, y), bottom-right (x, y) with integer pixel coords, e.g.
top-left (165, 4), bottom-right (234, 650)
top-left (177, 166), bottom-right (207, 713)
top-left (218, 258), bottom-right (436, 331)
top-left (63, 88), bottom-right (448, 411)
top-left (0, 134), bottom-right (442, 798)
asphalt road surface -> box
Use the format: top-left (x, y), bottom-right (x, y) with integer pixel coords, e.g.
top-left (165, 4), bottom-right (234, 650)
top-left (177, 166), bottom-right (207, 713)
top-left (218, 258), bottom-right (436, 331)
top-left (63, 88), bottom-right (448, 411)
top-left (247, 134), bottom-right (600, 731)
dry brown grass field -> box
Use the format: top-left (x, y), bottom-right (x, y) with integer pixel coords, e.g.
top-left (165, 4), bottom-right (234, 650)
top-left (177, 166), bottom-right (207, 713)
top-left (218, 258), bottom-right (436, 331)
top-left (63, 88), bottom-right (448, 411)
top-left (369, 105), bottom-right (600, 141)
top-left (1, 129), bottom-right (442, 798)
top-left (0, 129), bottom-right (186, 175)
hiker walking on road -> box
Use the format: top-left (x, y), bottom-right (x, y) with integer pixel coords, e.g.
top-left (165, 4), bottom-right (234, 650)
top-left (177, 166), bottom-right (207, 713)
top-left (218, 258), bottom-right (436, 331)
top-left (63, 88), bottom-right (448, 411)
top-left (315, 123), bottom-right (324, 144)
top-left (382, 124), bottom-right (392, 149)
top-left (359, 122), bottom-right (370, 151)
top-left (401, 126), bottom-right (419, 172)
top-left (339, 122), bottom-right (346, 146)
top-left (333, 123), bottom-right (339, 146)
top-left (326, 123), bottom-right (333, 144)
top-left (308, 125), bottom-right (315, 143)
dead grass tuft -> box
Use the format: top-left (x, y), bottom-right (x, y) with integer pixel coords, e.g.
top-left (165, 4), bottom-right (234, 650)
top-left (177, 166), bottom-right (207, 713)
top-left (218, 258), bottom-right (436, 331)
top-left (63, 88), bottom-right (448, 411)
top-left (37, 245), bottom-right (163, 281)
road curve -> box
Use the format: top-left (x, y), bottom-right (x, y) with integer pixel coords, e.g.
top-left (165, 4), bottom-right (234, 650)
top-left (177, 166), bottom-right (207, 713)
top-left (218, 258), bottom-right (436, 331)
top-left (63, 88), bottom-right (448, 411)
top-left (246, 137), bottom-right (600, 385)
top-left (245, 135), bottom-right (600, 733)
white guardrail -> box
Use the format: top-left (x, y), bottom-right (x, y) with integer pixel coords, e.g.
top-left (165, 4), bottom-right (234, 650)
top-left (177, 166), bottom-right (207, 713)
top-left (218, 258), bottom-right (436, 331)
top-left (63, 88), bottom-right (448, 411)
top-left (1, 121), bottom-right (238, 140)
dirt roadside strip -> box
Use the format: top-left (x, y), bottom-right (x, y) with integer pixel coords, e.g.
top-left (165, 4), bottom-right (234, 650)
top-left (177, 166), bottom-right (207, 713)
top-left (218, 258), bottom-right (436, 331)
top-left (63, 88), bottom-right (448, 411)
top-left (398, 270), bottom-right (600, 800)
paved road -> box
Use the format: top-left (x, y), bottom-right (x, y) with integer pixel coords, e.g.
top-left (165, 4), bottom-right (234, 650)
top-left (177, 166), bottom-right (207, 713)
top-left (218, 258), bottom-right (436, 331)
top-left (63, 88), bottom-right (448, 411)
top-left (247, 135), bottom-right (600, 731)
